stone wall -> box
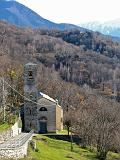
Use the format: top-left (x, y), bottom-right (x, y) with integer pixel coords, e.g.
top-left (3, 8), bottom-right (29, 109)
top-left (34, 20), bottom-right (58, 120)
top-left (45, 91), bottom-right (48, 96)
top-left (0, 140), bottom-right (28, 159)
top-left (0, 132), bottom-right (33, 159)
top-left (0, 129), bottom-right (12, 144)
top-left (46, 135), bottom-right (81, 145)
top-left (56, 106), bottom-right (63, 131)
top-left (0, 122), bottom-right (21, 144)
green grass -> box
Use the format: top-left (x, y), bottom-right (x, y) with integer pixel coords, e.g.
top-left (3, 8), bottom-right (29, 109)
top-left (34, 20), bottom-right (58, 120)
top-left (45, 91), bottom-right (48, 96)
top-left (0, 123), bottom-right (11, 132)
top-left (107, 152), bottom-right (120, 160)
top-left (20, 135), bottom-right (120, 160)
top-left (23, 135), bottom-right (96, 160)
top-left (57, 129), bottom-right (69, 135)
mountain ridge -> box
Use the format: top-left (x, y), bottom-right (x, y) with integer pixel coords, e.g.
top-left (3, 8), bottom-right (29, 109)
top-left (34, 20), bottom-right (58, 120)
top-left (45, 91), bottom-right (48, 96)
top-left (0, 0), bottom-right (86, 31)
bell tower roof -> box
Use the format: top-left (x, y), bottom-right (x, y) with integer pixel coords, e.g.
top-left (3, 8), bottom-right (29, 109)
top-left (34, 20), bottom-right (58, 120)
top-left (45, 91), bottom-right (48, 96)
top-left (25, 62), bottom-right (37, 66)
top-left (24, 63), bottom-right (37, 68)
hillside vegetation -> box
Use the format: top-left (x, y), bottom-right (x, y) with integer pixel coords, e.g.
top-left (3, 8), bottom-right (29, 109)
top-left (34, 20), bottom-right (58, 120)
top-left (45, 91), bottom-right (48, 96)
top-left (0, 21), bottom-right (120, 101)
top-left (0, 123), bottom-right (10, 132)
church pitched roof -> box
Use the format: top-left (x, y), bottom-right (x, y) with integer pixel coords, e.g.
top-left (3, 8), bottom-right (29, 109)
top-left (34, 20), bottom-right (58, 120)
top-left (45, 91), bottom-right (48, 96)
top-left (38, 92), bottom-right (62, 108)
top-left (39, 92), bottom-right (56, 103)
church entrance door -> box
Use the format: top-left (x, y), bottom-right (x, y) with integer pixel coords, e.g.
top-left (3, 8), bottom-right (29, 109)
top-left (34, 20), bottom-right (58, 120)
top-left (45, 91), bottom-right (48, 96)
top-left (39, 117), bottom-right (47, 133)
top-left (40, 122), bottom-right (47, 133)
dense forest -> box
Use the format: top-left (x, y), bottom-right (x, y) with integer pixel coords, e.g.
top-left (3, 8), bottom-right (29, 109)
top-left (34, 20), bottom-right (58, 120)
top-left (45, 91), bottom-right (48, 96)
top-left (0, 21), bottom-right (120, 159)
top-left (0, 21), bottom-right (120, 101)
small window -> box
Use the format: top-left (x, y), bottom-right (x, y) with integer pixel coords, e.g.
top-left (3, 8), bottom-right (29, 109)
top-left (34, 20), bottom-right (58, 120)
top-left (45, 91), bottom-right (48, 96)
top-left (28, 71), bottom-right (33, 79)
top-left (40, 107), bottom-right (47, 111)
top-left (61, 118), bottom-right (63, 123)
top-left (30, 122), bottom-right (32, 127)
top-left (29, 109), bottom-right (31, 115)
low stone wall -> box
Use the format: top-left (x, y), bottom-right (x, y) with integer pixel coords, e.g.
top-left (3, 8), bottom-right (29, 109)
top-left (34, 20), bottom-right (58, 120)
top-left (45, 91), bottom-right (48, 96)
top-left (0, 129), bottom-right (12, 144)
top-left (46, 135), bottom-right (81, 145)
top-left (0, 141), bottom-right (28, 159)
top-left (0, 122), bottom-right (21, 144)
top-left (0, 131), bottom-right (33, 159)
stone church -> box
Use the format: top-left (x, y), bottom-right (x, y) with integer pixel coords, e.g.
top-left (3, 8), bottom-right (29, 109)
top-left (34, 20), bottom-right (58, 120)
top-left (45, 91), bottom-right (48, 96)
top-left (23, 63), bottom-right (63, 133)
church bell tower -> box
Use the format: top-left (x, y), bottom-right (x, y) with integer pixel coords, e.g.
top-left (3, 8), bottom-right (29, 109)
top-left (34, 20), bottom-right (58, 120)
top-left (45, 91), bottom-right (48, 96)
top-left (24, 63), bottom-right (38, 132)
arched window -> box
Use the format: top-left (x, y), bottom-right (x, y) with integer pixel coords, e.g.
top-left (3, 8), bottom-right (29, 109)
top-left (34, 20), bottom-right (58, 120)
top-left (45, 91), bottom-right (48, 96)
top-left (40, 107), bottom-right (47, 111)
top-left (40, 116), bottom-right (47, 121)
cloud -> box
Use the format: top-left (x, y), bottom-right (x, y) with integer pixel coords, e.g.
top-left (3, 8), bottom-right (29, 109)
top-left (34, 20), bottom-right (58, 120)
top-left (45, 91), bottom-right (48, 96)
top-left (16, 0), bottom-right (120, 24)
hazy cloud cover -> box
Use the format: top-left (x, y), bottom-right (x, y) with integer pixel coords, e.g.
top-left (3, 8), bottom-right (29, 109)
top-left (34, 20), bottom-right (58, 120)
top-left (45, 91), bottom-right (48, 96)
top-left (17, 0), bottom-right (120, 24)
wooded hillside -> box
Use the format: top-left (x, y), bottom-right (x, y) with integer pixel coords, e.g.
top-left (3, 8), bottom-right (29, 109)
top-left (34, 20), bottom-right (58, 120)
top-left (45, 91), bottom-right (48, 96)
top-left (0, 21), bottom-right (120, 102)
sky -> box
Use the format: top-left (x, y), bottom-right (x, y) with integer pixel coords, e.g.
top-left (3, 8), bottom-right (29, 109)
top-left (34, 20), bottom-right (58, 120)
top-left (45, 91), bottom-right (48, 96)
top-left (17, 0), bottom-right (120, 24)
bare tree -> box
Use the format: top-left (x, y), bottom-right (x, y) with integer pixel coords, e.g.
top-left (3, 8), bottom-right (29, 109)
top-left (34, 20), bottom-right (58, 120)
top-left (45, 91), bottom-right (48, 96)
top-left (93, 99), bottom-right (120, 160)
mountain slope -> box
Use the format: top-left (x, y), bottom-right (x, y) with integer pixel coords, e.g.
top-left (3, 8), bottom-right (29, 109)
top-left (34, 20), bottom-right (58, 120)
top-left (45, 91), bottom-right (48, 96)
top-left (79, 19), bottom-right (120, 38)
top-left (0, 21), bottom-right (120, 100)
top-left (0, 0), bottom-right (85, 30)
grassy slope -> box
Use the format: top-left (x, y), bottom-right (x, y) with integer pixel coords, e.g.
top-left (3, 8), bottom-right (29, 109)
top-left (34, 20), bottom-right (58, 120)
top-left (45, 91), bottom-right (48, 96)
top-left (21, 135), bottom-right (120, 160)
top-left (0, 123), bottom-right (11, 132)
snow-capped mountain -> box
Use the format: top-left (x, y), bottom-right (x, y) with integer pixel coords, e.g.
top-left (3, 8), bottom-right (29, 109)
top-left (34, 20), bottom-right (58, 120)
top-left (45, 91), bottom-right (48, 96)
top-left (79, 19), bottom-right (120, 37)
